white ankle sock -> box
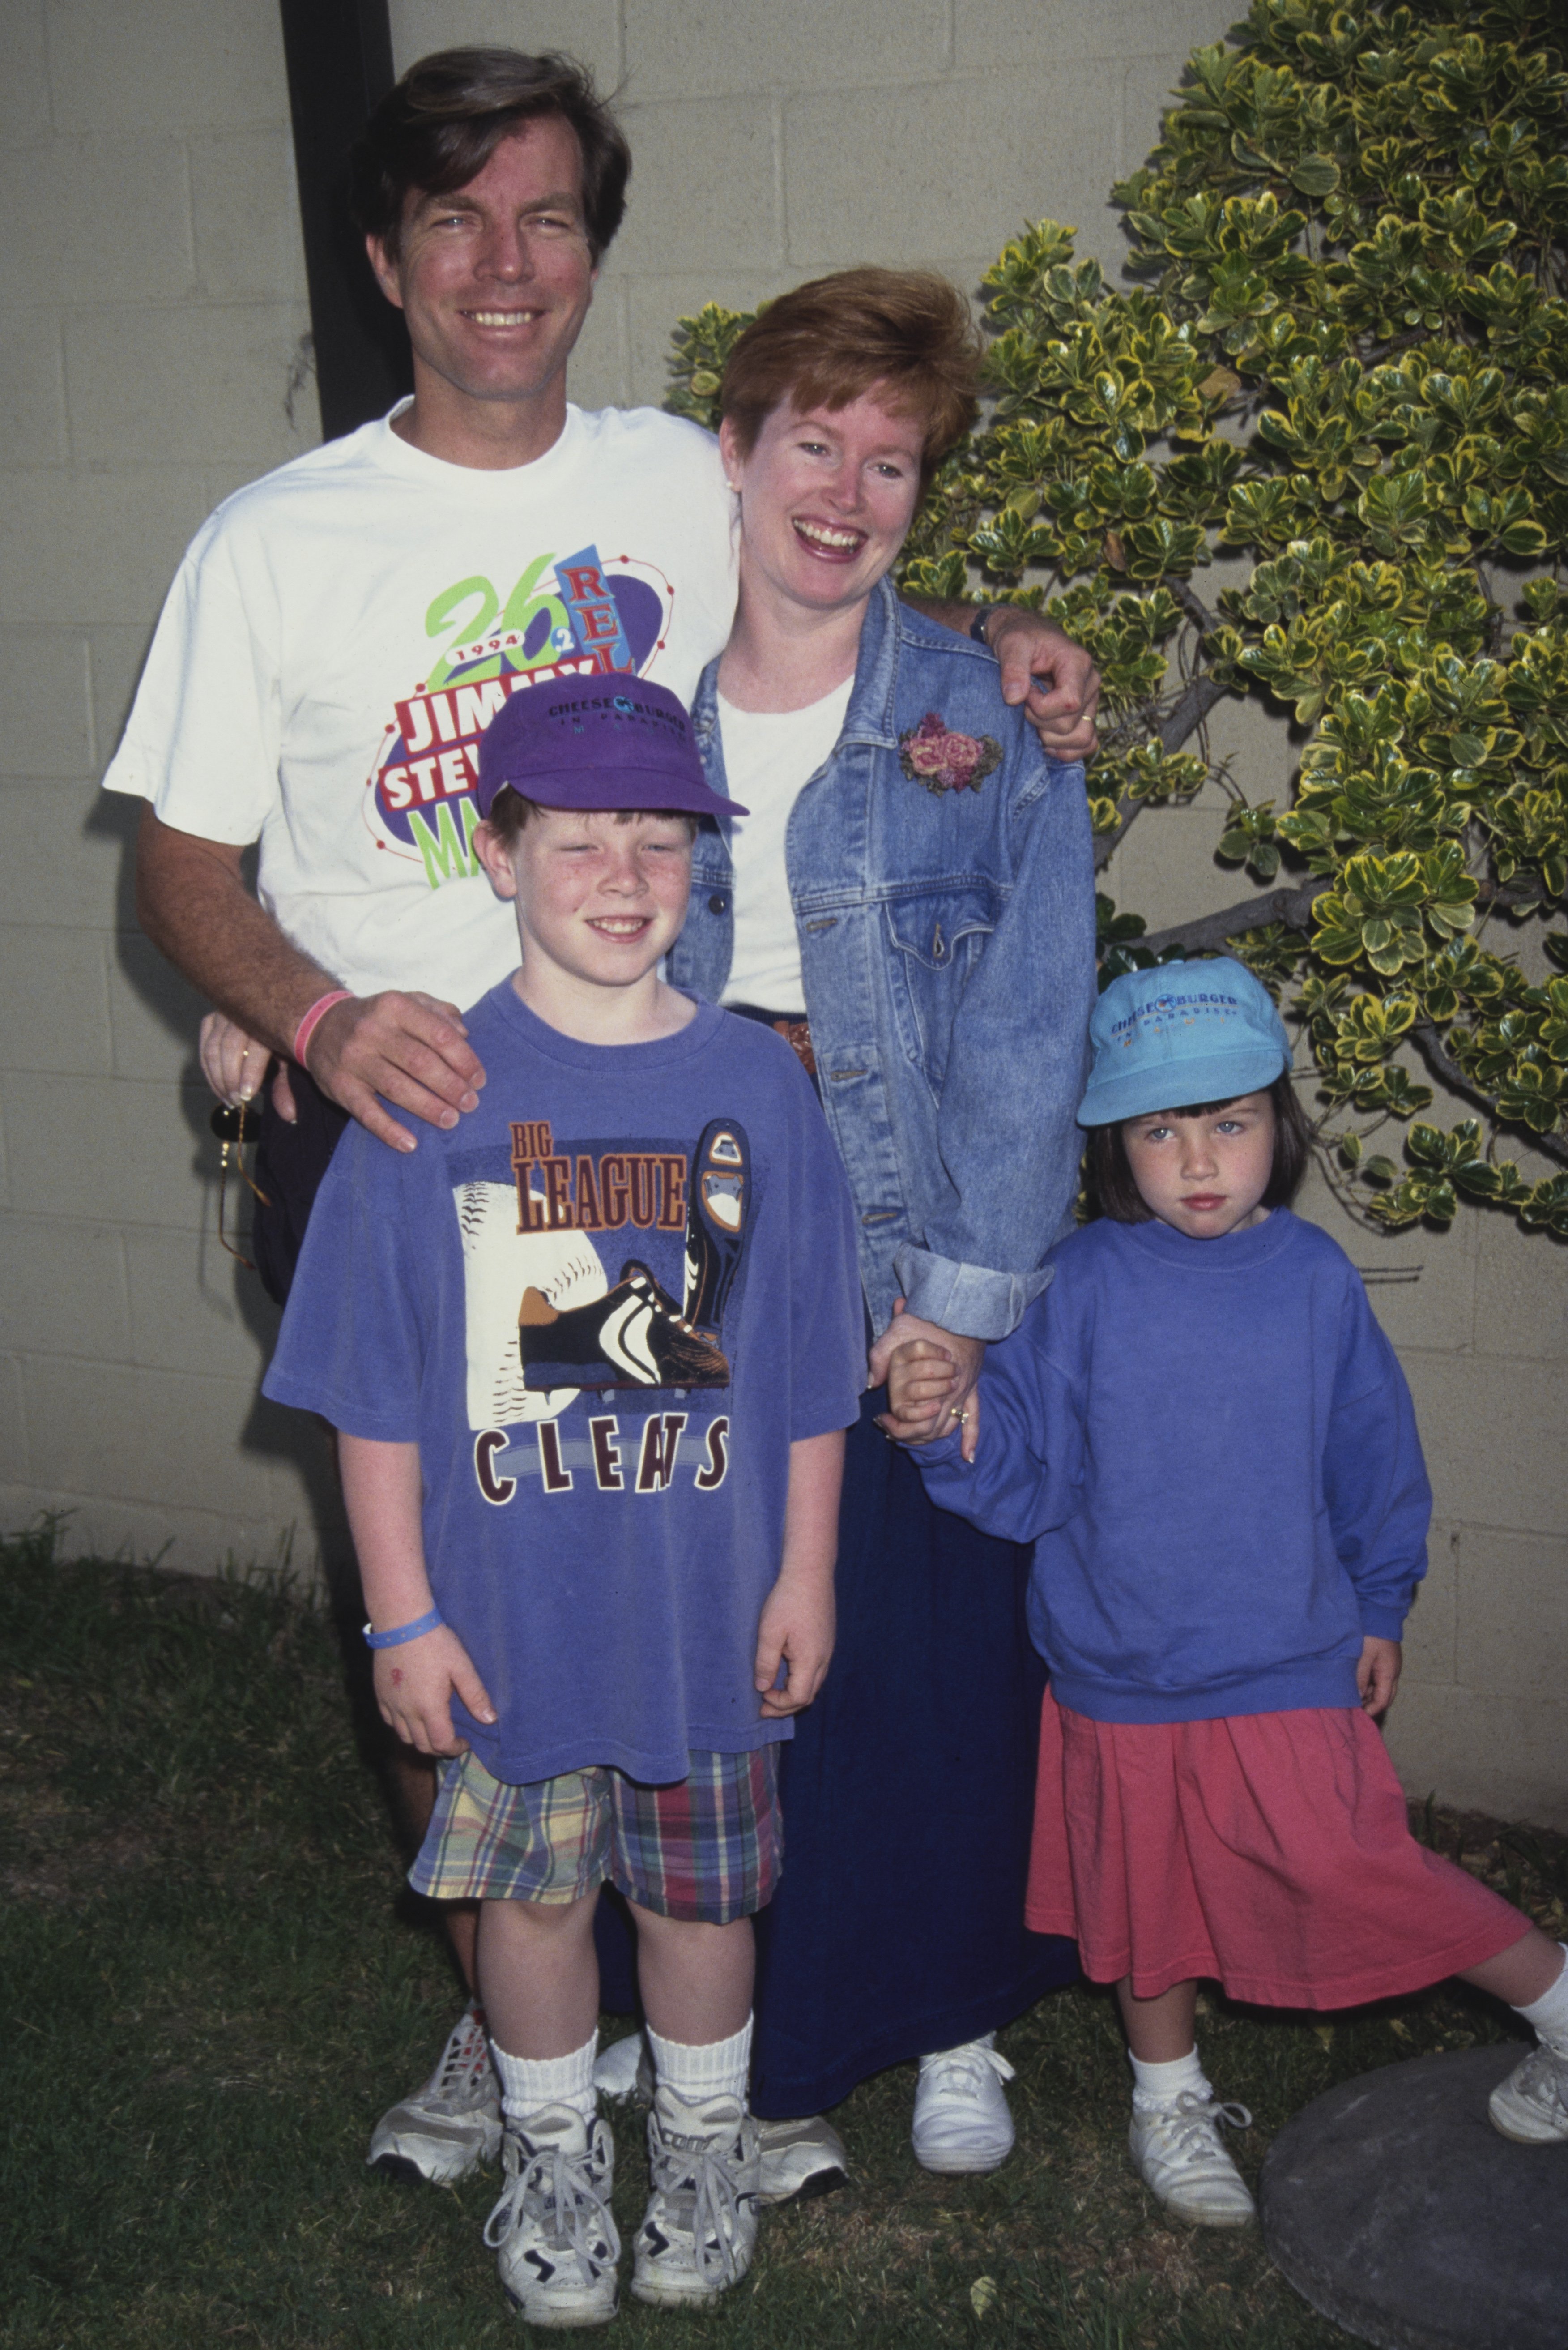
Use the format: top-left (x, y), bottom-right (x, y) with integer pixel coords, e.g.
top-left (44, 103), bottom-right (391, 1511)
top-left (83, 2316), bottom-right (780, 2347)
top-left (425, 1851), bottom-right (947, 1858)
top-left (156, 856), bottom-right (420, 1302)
top-left (491, 2029), bottom-right (599, 2128)
top-left (1512, 1944), bottom-right (1568, 2052)
top-left (647, 2016), bottom-right (753, 2106)
top-left (1130, 2047), bottom-right (1207, 2114)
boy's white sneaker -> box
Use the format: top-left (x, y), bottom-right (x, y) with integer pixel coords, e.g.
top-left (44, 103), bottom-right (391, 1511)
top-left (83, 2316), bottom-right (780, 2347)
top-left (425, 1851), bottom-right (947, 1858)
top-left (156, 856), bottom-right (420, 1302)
top-left (483, 2105), bottom-right (620, 2329)
top-left (1129, 2091), bottom-right (1255, 2226)
top-left (1488, 2042), bottom-right (1568, 2144)
top-left (366, 2002), bottom-right (502, 2185)
top-left (592, 2032), bottom-right (846, 2204)
top-left (631, 2084), bottom-right (760, 2308)
top-left (911, 2035), bottom-right (1017, 2174)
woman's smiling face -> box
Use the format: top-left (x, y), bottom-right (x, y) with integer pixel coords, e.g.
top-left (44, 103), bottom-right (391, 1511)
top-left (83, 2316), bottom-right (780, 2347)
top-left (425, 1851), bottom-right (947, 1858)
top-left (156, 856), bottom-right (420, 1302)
top-left (720, 388), bottom-right (926, 621)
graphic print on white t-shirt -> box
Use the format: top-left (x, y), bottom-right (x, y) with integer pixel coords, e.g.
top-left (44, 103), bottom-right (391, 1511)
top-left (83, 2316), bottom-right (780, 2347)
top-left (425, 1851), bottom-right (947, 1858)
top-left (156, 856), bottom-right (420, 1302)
top-left (369, 546), bottom-right (678, 889)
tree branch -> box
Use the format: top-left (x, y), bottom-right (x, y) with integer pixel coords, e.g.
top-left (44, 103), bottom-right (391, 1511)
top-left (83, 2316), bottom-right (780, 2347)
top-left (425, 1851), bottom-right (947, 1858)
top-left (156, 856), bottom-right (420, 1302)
top-left (1167, 577), bottom-right (1220, 638)
top-left (1138, 877), bottom-right (1327, 954)
top-left (1410, 1021), bottom-right (1568, 1170)
top-left (1159, 671), bottom-right (1230, 754)
top-left (1132, 871), bottom-right (1546, 949)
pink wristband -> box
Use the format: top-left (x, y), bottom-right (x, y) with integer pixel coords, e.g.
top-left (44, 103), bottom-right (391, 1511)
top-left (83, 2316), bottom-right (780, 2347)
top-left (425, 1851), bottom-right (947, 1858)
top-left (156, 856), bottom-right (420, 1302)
top-left (293, 988), bottom-right (354, 1068)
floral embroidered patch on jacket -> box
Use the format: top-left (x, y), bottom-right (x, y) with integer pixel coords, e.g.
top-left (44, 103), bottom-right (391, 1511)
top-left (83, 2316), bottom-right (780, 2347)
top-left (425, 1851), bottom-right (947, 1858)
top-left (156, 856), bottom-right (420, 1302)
top-left (897, 711), bottom-right (1004, 796)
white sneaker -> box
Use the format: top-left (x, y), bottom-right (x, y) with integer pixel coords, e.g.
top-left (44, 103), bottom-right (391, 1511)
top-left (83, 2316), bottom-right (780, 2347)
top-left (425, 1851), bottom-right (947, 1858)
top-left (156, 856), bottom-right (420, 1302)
top-left (631, 2084), bottom-right (760, 2308)
top-left (482, 2105), bottom-right (620, 2329)
top-left (1129, 2091), bottom-right (1255, 2226)
top-left (592, 2030), bottom-right (652, 2103)
top-left (366, 2002), bottom-right (502, 2186)
top-left (911, 2035), bottom-right (1017, 2175)
top-left (1488, 2041), bottom-right (1568, 2144)
top-left (756, 2113), bottom-right (849, 2204)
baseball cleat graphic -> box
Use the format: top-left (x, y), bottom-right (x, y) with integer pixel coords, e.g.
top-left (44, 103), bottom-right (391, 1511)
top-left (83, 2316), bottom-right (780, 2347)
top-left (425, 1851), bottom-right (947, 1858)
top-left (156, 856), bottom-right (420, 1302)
top-left (519, 1260), bottom-right (731, 1389)
top-left (683, 1118), bottom-right (750, 1335)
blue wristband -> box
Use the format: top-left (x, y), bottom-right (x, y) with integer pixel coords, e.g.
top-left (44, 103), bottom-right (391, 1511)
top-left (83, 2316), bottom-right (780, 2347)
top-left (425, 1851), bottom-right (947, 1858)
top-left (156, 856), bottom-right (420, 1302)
top-left (364, 1607), bottom-right (443, 1649)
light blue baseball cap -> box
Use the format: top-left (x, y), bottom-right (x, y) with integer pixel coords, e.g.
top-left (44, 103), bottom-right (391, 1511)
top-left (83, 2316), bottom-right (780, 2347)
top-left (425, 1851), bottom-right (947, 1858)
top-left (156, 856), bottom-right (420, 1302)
top-left (1078, 957), bottom-right (1291, 1127)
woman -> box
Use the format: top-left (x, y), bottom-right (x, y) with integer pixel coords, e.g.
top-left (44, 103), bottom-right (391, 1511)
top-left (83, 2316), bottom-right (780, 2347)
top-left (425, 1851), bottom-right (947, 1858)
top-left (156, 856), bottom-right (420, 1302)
top-left (648, 268), bottom-right (1097, 2170)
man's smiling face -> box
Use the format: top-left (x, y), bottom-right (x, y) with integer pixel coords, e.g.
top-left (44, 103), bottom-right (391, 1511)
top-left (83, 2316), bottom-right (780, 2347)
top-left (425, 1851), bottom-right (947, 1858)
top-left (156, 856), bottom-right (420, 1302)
top-left (367, 113), bottom-right (597, 417)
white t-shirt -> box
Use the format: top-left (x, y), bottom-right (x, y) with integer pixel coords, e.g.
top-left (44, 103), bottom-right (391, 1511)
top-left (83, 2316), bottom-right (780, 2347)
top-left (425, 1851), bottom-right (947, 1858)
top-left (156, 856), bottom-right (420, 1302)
top-left (717, 679), bottom-right (853, 1014)
top-left (104, 403), bottom-right (737, 1009)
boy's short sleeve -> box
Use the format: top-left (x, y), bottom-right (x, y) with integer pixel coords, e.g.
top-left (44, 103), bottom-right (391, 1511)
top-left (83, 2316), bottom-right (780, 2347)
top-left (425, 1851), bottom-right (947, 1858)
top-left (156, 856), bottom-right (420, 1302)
top-left (262, 1122), bottom-right (428, 1440)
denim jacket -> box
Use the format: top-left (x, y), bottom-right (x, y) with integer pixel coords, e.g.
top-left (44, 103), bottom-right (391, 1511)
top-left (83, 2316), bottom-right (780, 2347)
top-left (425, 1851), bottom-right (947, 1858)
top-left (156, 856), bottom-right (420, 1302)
top-left (668, 579), bottom-right (1097, 1341)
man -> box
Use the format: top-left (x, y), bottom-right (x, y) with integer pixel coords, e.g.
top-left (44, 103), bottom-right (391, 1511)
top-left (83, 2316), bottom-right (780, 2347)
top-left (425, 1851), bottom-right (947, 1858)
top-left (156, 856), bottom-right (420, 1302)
top-left (106, 45), bottom-right (1099, 2199)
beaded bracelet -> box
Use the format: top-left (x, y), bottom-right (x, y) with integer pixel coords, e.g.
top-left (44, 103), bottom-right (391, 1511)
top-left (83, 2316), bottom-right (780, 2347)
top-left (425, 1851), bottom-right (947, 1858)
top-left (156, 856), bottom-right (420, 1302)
top-left (293, 987), bottom-right (354, 1068)
top-left (363, 1607), bottom-right (443, 1650)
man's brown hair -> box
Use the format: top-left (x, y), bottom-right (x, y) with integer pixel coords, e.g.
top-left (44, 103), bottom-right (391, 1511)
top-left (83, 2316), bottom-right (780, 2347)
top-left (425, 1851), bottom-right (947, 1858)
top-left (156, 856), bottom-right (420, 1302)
top-left (350, 48), bottom-right (631, 264)
top-left (720, 268), bottom-right (984, 491)
top-left (1084, 1074), bottom-right (1313, 1224)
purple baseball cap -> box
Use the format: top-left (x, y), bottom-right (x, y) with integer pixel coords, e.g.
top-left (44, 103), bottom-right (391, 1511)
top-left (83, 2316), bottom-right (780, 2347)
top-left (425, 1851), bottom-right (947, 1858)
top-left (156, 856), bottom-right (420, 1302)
top-left (474, 675), bottom-right (746, 823)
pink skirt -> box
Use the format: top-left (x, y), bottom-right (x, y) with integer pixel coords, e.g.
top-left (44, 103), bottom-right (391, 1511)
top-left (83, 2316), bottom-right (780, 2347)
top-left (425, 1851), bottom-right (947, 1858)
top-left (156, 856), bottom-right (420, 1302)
top-left (1026, 1690), bottom-right (1528, 2008)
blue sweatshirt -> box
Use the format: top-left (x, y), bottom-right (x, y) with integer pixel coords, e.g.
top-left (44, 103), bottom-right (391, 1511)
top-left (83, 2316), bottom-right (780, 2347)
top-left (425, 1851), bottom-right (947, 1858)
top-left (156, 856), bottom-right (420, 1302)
top-left (917, 1209), bottom-right (1431, 1724)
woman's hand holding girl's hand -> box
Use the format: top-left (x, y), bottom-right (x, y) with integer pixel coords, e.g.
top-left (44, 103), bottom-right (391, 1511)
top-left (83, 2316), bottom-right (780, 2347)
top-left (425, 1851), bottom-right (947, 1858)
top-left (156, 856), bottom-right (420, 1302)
top-left (880, 1338), bottom-right (968, 1447)
top-left (1356, 1635), bottom-right (1402, 1721)
top-left (870, 1300), bottom-right (985, 1459)
top-left (373, 1626), bottom-right (496, 1757)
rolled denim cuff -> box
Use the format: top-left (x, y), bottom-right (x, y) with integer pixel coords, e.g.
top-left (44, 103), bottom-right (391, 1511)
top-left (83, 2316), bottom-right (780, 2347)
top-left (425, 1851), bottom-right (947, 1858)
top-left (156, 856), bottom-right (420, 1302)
top-left (891, 1245), bottom-right (1052, 1343)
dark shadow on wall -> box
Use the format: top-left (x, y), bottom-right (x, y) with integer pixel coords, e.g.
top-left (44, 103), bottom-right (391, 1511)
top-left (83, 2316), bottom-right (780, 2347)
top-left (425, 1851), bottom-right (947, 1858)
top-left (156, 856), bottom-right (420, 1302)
top-left (84, 791), bottom-right (355, 1601)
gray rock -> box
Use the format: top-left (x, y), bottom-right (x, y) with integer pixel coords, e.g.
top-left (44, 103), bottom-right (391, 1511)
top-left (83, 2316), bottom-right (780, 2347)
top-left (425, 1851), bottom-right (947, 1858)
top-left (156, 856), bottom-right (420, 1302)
top-left (1260, 2046), bottom-right (1568, 2350)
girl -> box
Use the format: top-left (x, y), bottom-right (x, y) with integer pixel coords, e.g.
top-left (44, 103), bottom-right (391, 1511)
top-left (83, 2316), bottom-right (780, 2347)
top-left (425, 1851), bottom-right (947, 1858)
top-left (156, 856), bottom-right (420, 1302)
top-left (885, 957), bottom-right (1568, 2225)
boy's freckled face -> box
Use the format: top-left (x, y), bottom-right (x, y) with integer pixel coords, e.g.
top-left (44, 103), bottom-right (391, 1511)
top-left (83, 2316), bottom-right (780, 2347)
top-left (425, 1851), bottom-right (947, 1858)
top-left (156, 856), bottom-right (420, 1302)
top-left (1122, 1093), bottom-right (1277, 1239)
top-left (478, 804), bottom-right (694, 992)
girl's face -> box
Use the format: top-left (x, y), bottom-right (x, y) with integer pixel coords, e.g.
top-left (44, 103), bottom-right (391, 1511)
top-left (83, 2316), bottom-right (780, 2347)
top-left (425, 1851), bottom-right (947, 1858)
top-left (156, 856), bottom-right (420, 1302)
top-left (719, 388), bottom-right (926, 621)
top-left (1121, 1094), bottom-right (1277, 1239)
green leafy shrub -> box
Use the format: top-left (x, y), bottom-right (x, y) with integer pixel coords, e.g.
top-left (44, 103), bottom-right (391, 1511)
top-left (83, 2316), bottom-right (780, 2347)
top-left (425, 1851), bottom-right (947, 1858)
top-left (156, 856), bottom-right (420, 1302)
top-left (665, 0), bottom-right (1568, 1236)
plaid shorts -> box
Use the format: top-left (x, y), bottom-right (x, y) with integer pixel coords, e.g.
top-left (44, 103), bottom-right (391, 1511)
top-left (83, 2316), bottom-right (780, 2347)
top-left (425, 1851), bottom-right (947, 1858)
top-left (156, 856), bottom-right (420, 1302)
top-left (409, 1744), bottom-right (782, 1924)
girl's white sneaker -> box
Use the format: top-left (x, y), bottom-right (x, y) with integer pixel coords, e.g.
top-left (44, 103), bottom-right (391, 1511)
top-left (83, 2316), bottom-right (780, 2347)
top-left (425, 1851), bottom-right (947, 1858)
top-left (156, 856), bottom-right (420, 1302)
top-left (1488, 2042), bottom-right (1568, 2144)
top-left (1129, 2092), bottom-right (1256, 2226)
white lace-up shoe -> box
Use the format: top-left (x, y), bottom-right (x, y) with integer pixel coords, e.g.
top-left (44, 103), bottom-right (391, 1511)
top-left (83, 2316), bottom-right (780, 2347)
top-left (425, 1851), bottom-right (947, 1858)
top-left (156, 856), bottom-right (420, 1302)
top-left (911, 2035), bottom-right (1017, 2175)
top-left (367, 2003), bottom-right (502, 2186)
top-left (1129, 2091), bottom-right (1255, 2226)
top-left (483, 2106), bottom-right (620, 2329)
top-left (756, 2113), bottom-right (849, 2203)
top-left (631, 2085), bottom-right (761, 2308)
top-left (1488, 2042), bottom-right (1568, 2144)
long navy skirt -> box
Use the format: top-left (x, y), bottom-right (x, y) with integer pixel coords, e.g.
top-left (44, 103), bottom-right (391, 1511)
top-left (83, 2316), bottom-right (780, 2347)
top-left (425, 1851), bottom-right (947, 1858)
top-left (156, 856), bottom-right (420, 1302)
top-left (595, 1389), bottom-right (1077, 2115)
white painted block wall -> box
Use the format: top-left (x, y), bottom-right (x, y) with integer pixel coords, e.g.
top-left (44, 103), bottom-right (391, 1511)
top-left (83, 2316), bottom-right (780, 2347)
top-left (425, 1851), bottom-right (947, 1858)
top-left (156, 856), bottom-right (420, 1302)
top-left (0, 0), bottom-right (1562, 1824)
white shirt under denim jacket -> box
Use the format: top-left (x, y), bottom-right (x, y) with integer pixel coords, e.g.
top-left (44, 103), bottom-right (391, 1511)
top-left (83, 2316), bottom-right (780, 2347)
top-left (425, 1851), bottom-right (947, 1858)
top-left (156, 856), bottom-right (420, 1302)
top-left (667, 579), bottom-right (1099, 1343)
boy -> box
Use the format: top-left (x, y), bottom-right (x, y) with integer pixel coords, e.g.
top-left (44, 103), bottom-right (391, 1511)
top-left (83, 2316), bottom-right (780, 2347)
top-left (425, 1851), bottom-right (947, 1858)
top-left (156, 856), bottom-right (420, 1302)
top-left (264, 676), bottom-right (863, 2326)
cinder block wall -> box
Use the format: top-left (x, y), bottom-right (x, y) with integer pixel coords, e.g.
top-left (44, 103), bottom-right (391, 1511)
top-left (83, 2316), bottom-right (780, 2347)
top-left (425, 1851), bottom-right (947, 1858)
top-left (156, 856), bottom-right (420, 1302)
top-left (1, 0), bottom-right (1562, 1824)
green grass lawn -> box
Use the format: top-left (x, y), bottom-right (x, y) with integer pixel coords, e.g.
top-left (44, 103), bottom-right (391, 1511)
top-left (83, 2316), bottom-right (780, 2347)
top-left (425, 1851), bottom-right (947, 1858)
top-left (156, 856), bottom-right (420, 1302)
top-left (2, 1522), bottom-right (1564, 2350)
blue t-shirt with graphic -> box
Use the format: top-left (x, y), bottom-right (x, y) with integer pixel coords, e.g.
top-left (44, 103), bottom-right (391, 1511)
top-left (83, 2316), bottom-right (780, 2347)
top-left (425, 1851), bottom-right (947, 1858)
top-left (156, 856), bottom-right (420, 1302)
top-left (265, 986), bottom-right (864, 1785)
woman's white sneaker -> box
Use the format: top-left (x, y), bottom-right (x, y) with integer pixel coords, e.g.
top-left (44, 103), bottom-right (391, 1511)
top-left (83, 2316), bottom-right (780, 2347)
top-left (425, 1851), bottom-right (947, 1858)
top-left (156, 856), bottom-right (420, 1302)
top-left (483, 2105), bottom-right (620, 2329)
top-left (1488, 2042), bottom-right (1568, 2144)
top-left (911, 2034), bottom-right (1017, 2174)
top-left (631, 2084), bottom-right (760, 2308)
top-left (1129, 2091), bottom-right (1255, 2226)
top-left (366, 2002), bottom-right (502, 2185)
